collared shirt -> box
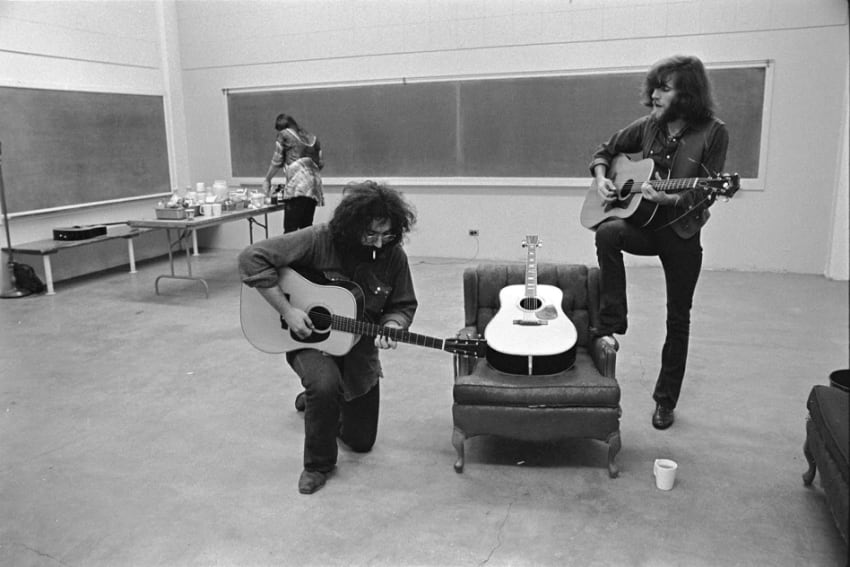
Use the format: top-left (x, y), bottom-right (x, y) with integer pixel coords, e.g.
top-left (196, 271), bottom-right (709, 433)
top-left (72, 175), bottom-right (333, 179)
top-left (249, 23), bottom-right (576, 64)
top-left (589, 114), bottom-right (729, 239)
top-left (269, 128), bottom-right (325, 205)
top-left (270, 128), bottom-right (323, 169)
top-left (238, 224), bottom-right (418, 400)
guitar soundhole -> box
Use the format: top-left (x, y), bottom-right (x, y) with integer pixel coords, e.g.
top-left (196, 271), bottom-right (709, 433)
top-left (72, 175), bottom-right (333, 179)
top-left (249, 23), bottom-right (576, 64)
top-left (520, 297), bottom-right (542, 311)
top-left (308, 306), bottom-right (332, 333)
top-left (618, 179), bottom-right (634, 198)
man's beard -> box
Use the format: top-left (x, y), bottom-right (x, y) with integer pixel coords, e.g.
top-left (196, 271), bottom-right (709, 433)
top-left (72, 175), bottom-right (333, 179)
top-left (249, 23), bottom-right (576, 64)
top-left (656, 103), bottom-right (680, 125)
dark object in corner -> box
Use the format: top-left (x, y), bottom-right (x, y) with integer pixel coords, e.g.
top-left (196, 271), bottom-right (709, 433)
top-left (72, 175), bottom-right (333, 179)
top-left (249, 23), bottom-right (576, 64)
top-left (803, 377), bottom-right (849, 547)
top-left (11, 261), bottom-right (45, 294)
top-left (53, 225), bottom-right (107, 241)
top-left (829, 369), bottom-right (849, 393)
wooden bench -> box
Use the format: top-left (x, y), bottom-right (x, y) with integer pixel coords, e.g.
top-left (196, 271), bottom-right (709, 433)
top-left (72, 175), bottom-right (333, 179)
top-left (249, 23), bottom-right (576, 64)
top-left (1, 225), bottom-right (148, 295)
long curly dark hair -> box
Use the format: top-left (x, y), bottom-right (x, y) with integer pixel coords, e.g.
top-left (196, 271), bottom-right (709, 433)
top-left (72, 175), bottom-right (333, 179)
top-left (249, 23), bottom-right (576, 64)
top-left (641, 55), bottom-right (717, 123)
top-left (329, 181), bottom-right (416, 252)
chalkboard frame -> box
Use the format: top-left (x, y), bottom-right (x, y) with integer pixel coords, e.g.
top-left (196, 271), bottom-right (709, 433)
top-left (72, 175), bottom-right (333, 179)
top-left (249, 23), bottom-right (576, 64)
top-left (0, 84), bottom-right (173, 217)
top-left (227, 61), bottom-right (771, 190)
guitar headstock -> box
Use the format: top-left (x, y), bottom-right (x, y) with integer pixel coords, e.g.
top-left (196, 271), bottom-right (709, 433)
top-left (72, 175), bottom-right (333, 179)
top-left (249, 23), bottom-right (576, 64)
top-left (445, 337), bottom-right (488, 358)
top-left (699, 173), bottom-right (740, 199)
top-left (522, 235), bottom-right (541, 249)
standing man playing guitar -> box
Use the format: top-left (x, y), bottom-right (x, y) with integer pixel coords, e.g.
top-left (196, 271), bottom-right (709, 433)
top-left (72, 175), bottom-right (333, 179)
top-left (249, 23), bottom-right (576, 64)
top-left (588, 54), bottom-right (729, 430)
top-left (238, 181), bottom-right (418, 494)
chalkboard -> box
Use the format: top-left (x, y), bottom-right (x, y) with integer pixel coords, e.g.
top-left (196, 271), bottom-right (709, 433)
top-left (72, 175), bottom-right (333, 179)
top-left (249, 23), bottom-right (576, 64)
top-left (0, 86), bottom-right (171, 214)
top-left (228, 66), bottom-right (765, 180)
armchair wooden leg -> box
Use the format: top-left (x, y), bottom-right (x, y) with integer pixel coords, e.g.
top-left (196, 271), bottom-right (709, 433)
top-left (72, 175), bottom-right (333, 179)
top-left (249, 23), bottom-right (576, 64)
top-left (802, 435), bottom-right (816, 486)
top-left (452, 427), bottom-right (466, 473)
top-left (606, 431), bottom-right (621, 479)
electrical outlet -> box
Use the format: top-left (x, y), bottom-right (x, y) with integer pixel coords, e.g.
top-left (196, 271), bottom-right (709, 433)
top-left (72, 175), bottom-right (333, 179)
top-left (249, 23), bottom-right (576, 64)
top-left (468, 229), bottom-right (479, 236)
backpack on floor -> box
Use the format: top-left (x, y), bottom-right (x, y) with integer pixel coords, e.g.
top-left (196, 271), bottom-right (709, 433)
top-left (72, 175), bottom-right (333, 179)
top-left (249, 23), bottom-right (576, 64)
top-left (12, 261), bottom-right (46, 294)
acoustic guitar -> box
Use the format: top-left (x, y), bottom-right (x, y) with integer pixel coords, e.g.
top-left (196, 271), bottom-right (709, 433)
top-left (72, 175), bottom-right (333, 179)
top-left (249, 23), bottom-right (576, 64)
top-left (580, 154), bottom-right (740, 230)
top-left (483, 235), bottom-right (577, 375)
top-left (240, 267), bottom-right (486, 359)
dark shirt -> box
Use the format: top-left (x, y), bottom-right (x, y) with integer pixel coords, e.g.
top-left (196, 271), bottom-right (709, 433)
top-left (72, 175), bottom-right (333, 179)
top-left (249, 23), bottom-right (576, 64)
top-left (238, 224), bottom-right (418, 399)
top-left (590, 114), bottom-right (729, 238)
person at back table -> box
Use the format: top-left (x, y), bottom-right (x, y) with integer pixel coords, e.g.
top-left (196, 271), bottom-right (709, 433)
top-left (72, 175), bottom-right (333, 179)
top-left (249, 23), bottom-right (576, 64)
top-left (588, 54), bottom-right (729, 430)
top-left (262, 113), bottom-right (324, 233)
top-left (238, 181), bottom-right (418, 494)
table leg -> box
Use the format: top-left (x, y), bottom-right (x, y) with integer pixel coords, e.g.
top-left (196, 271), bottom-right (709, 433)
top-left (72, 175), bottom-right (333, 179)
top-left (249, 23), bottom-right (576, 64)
top-left (248, 213), bottom-right (271, 244)
top-left (192, 229), bottom-right (199, 256)
top-left (127, 238), bottom-right (137, 274)
top-left (42, 255), bottom-right (55, 296)
top-left (153, 227), bottom-right (209, 298)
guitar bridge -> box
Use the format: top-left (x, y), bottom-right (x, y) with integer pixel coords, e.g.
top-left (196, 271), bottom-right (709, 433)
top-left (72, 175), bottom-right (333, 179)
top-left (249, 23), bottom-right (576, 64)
top-left (513, 319), bottom-right (548, 326)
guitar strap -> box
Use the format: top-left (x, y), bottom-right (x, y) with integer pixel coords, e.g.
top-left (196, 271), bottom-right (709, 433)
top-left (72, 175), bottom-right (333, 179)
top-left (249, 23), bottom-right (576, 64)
top-left (654, 192), bottom-right (715, 231)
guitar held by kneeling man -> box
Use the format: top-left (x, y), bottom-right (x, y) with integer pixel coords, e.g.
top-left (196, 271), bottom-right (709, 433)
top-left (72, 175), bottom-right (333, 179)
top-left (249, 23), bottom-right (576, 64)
top-left (241, 267), bottom-right (487, 360)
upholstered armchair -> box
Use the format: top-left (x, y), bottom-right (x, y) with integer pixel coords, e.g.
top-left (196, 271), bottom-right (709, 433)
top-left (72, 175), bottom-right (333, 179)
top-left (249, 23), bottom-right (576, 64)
top-left (452, 263), bottom-right (622, 477)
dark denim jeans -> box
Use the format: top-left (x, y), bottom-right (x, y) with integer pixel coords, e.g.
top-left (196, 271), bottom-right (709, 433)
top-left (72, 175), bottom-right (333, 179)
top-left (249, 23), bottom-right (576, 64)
top-left (288, 349), bottom-right (380, 473)
top-left (595, 218), bottom-right (703, 410)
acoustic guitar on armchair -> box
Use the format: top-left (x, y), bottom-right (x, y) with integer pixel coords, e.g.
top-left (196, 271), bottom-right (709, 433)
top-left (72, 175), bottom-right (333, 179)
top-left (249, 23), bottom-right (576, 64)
top-left (483, 235), bottom-right (578, 376)
top-left (580, 154), bottom-right (740, 230)
top-left (240, 267), bottom-right (486, 360)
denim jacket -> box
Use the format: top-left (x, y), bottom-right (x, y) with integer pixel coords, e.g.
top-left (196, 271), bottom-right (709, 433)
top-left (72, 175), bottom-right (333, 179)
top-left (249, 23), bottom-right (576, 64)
top-left (590, 114), bottom-right (729, 239)
top-left (238, 224), bottom-right (418, 399)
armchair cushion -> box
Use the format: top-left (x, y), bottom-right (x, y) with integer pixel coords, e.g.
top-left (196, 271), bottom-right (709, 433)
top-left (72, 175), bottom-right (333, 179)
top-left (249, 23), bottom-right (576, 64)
top-left (454, 354), bottom-right (620, 408)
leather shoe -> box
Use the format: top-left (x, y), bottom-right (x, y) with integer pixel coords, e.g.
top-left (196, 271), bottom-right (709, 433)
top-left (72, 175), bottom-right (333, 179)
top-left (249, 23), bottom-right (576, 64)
top-left (294, 391), bottom-right (306, 412)
top-left (298, 470), bottom-right (327, 494)
top-left (652, 404), bottom-right (675, 430)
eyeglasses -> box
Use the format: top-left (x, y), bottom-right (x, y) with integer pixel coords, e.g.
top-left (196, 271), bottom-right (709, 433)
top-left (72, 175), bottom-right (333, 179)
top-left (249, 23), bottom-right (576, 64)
top-left (363, 229), bottom-right (397, 244)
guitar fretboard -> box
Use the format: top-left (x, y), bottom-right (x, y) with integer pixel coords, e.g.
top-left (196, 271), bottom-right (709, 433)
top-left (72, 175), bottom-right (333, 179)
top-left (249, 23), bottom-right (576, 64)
top-left (323, 313), bottom-right (446, 350)
top-left (646, 178), bottom-right (702, 194)
top-left (525, 244), bottom-right (538, 299)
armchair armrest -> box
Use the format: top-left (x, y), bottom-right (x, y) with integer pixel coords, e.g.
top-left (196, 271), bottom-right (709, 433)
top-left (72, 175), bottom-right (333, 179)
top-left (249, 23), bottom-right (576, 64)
top-left (454, 326), bottom-right (481, 378)
top-left (589, 335), bottom-right (619, 379)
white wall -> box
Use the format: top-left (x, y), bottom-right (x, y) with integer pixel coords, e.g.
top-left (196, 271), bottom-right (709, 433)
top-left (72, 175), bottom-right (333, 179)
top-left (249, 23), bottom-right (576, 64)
top-left (178, 0), bottom-right (849, 277)
top-left (1, 0), bottom-right (848, 291)
top-left (0, 0), bottom-right (190, 288)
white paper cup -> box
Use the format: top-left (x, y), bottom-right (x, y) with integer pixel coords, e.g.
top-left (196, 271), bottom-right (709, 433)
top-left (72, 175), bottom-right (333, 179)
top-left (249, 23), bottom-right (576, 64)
top-left (201, 204), bottom-right (214, 217)
top-left (653, 458), bottom-right (678, 490)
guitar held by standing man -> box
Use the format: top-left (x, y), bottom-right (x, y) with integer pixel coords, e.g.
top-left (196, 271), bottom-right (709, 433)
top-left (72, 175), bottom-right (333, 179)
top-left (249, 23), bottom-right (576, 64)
top-left (587, 54), bottom-right (731, 430)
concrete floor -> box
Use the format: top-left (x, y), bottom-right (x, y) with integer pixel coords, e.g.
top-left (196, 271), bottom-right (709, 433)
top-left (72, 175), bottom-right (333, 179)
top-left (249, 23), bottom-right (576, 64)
top-left (1, 250), bottom-right (848, 567)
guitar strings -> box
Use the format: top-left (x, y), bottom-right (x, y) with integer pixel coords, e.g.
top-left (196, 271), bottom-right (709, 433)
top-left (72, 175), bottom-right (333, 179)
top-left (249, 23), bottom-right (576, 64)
top-left (306, 309), bottom-right (444, 346)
